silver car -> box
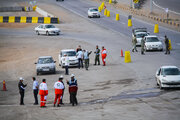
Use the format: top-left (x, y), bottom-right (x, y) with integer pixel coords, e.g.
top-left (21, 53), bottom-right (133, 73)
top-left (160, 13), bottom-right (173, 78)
top-left (35, 56), bottom-right (56, 75)
top-left (88, 8), bottom-right (100, 18)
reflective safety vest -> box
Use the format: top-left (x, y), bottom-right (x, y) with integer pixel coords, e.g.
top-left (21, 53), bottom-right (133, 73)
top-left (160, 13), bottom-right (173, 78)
top-left (101, 49), bottom-right (107, 58)
top-left (39, 82), bottom-right (48, 96)
top-left (68, 79), bottom-right (78, 93)
top-left (54, 81), bottom-right (64, 94)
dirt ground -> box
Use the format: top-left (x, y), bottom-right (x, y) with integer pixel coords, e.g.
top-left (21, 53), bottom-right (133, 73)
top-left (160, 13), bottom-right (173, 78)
top-left (0, 1), bottom-right (180, 120)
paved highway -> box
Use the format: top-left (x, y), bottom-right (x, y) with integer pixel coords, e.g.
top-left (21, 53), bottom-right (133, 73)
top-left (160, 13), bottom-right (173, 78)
top-left (42, 0), bottom-right (180, 60)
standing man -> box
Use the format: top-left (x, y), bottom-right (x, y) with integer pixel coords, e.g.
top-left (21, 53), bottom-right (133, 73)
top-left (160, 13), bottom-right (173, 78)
top-left (32, 77), bottom-right (39, 105)
top-left (132, 34), bottom-right (138, 52)
top-left (164, 35), bottom-right (170, 54)
top-left (83, 50), bottom-right (92, 70)
top-left (54, 76), bottom-right (64, 107)
top-left (77, 49), bottom-right (84, 69)
top-left (101, 46), bottom-right (107, 66)
top-left (141, 36), bottom-right (145, 55)
top-left (67, 74), bottom-right (78, 106)
top-left (94, 45), bottom-right (100, 65)
top-left (76, 45), bottom-right (82, 52)
top-left (39, 79), bottom-right (48, 108)
top-left (60, 75), bottom-right (65, 105)
top-left (18, 77), bottom-right (27, 105)
top-left (64, 54), bottom-right (69, 75)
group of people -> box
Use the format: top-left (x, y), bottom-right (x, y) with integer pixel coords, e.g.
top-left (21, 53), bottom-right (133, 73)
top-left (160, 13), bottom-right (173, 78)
top-left (64, 45), bottom-right (107, 75)
top-left (18, 74), bottom-right (78, 107)
top-left (132, 35), bottom-right (170, 55)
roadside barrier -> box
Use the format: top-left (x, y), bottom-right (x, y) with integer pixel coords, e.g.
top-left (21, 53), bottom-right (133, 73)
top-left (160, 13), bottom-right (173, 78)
top-left (128, 19), bottom-right (132, 27)
top-left (104, 9), bottom-right (107, 16)
top-left (124, 51), bottom-right (131, 63)
top-left (154, 24), bottom-right (159, 33)
top-left (109, 0), bottom-right (112, 4)
top-left (107, 11), bottom-right (110, 17)
top-left (116, 14), bottom-right (120, 21)
top-left (169, 40), bottom-right (172, 50)
top-left (2, 80), bottom-right (7, 91)
top-left (0, 16), bottom-right (59, 24)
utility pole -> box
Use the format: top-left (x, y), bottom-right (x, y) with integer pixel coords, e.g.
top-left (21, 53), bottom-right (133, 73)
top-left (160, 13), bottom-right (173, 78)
top-left (150, 0), bottom-right (153, 13)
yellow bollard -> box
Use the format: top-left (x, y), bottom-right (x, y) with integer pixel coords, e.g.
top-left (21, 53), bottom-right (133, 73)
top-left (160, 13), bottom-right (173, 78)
top-left (104, 9), bottom-right (107, 16)
top-left (101, 5), bottom-right (104, 10)
top-left (154, 24), bottom-right (159, 33)
top-left (109, 0), bottom-right (112, 4)
top-left (107, 11), bottom-right (110, 17)
top-left (116, 14), bottom-right (120, 21)
top-left (102, 2), bottom-right (105, 7)
top-left (33, 6), bottom-right (37, 11)
top-left (124, 51), bottom-right (131, 63)
top-left (169, 40), bottom-right (172, 50)
top-left (128, 19), bottom-right (132, 27)
top-left (98, 6), bottom-right (102, 12)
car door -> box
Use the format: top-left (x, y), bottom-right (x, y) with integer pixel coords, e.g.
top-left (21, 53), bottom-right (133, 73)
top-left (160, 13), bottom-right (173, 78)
top-left (39, 25), bottom-right (44, 34)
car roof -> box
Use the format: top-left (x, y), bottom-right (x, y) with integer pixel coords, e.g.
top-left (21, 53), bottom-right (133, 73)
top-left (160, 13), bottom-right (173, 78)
top-left (161, 66), bottom-right (178, 69)
top-left (61, 49), bottom-right (76, 52)
top-left (38, 56), bottom-right (52, 59)
top-left (145, 35), bottom-right (157, 38)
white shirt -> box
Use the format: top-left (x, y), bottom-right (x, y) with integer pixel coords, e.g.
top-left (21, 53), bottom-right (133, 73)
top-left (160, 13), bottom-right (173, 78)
top-left (39, 82), bottom-right (48, 90)
top-left (77, 51), bottom-right (83, 59)
top-left (54, 81), bottom-right (64, 89)
top-left (33, 80), bottom-right (39, 90)
top-left (64, 56), bottom-right (70, 66)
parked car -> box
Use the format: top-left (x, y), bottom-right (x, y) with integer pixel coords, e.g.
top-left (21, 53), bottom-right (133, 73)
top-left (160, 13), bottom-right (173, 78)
top-left (132, 28), bottom-right (148, 37)
top-left (59, 49), bottom-right (78, 67)
top-left (144, 35), bottom-right (163, 51)
top-left (135, 32), bottom-right (149, 46)
top-left (156, 66), bottom-right (180, 89)
top-left (88, 8), bottom-right (100, 18)
top-left (35, 24), bottom-right (60, 36)
top-left (35, 56), bottom-right (56, 75)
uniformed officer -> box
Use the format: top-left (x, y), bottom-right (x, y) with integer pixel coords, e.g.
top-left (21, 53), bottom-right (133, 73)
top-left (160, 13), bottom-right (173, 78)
top-left (94, 45), bottom-right (100, 65)
top-left (132, 34), bottom-right (138, 52)
top-left (141, 36), bottom-right (145, 55)
top-left (164, 35), bottom-right (170, 54)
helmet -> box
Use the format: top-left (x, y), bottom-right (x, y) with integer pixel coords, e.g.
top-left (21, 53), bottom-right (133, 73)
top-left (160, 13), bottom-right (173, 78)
top-left (19, 77), bottom-right (24, 80)
top-left (59, 75), bottom-right (64, 79)
top-left (71, 74), bottom-right (75, 77)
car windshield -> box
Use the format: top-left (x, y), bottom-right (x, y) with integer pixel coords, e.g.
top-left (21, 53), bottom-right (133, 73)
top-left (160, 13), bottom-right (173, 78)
top-left (45, 25), bottom-right (55, 28)
top-left (62, 51), bottom-right (76, 57)
top-left (163, 68), bottom-right (180, 75)
top-left (146, 37), bottom-right (159, 42)
top-left (90, 9), bottom-right (98, 12)
top-left (38, 58), bottom-right (54, 64)
top-left (136, 33), bottom-right (148, 38)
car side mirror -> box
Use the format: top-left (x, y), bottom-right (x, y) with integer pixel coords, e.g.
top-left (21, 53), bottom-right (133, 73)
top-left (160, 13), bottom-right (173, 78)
top-left (34, 62), bottom-right (37, 64)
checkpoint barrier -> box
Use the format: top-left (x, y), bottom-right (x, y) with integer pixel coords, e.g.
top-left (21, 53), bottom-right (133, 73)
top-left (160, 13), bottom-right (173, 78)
top-left (128, 19), bottom-right (132, 27)
top-left (116, 14), bottom-right (120, 21)
top-left (107, 11), bottom-right (110, 17)
top-left (0, 16), bottom-right (59, 24)
top-left (124, 51), bottom-right (131, 63)
top-left (104, 9), bottom-right (107, 16)
top-left (169, 40), bottom-right (172, 50)
top-left (154, 24), bottom-right (159, 33)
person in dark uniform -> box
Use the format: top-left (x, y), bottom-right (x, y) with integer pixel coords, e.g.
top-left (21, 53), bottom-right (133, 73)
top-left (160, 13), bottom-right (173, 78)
top-left (141, 36), bottom-right (145, 55)
top-left (76, 45), bottom-right (82, 52)
top-left (94, 45), bottom-right (100, 65)
top-left (67, 74), bottom-right (78, 106)
top-left (164, 35), bottom-right (170, 54)
top-left (18, 77), bottom-right (27, 105)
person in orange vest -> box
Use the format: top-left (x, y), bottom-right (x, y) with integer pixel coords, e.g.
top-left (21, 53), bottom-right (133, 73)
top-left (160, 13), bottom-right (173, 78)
top-left (101, 46), bottom-right (107, 66)
top-left (54, 75), bottom-right (64, 107)
top-left (39, 79), bottom-right (48, 108)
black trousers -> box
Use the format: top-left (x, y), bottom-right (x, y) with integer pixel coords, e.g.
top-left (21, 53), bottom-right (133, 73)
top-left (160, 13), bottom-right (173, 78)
top-left (20, 91), bottom-right (24, 104)
top-left (33, 89), bottom-right (38, 104)
top-left (95, 55), bottom-right (100, 65)
top-left (78, 58), bottom-right (83, 69)
top-left (70, 92), bottom-right (78, 105)
top-left (65, 65), bottom-right (69, 75)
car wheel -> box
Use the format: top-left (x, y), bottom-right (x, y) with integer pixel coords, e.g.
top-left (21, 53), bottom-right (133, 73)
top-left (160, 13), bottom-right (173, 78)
top-left (57, 32), bottom-right (59, 35)
top-left (36, 31), bottom-right (40, 35)
top-left (46, 31), bottom-right (49, 36)
top-left (159, 82), bottom-right (163, 89)
top-left (98, 16), bottom-right (100, 18)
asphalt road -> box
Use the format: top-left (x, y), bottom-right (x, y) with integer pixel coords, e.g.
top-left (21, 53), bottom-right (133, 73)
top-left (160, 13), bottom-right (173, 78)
top-left (42, 0), bottom-right (180, 60)
top-left (153, 0), bottom-right (180, 13)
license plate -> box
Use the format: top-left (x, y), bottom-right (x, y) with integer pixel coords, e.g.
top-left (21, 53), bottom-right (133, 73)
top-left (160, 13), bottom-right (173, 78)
top-left (43, 69), bottom-right (49, 71)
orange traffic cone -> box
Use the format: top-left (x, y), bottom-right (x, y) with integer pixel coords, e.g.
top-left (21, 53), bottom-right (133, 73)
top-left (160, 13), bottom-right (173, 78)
top-left (3, 80), bottom-right (7, 91)
top-left (121, 49), bottom-right (124, 57)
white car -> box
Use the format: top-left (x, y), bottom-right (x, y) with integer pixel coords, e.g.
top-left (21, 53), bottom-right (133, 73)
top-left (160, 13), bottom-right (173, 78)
top-left (35, 56), bottom-right (56, 75)
top-left (88, 8), bottom-right (100, 18)
top-left (144, 35), bottom-right (163, 51)
top-left (135, 32), bottom-right (149, 46)
top-left (156, 66), bottom-right (180, 89)
top-left (59, 49), bottom-right (78, 67)
top-left (35, 24), bottom-right (60, 36)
